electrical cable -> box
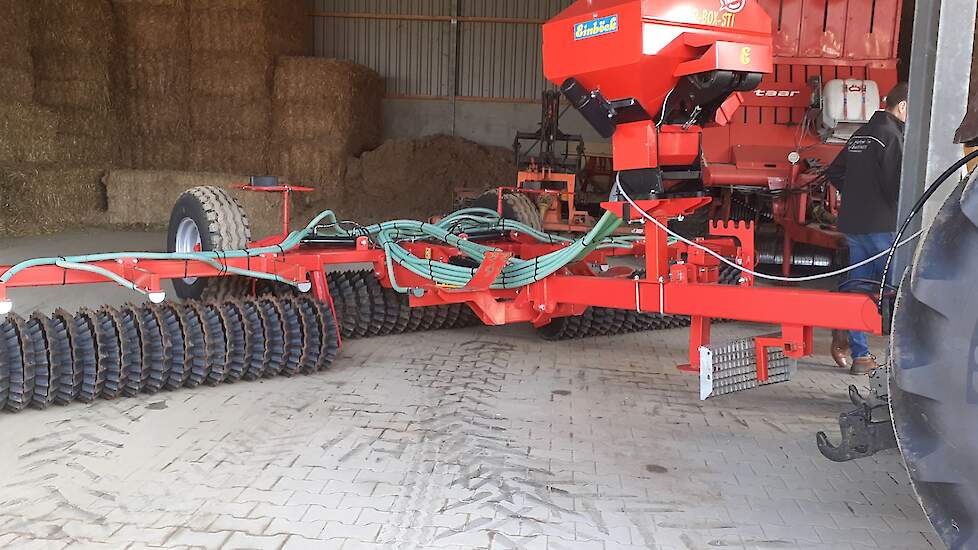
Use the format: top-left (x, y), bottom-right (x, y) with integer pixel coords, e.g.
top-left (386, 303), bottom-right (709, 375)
top-left (613, 177), bottom-right (923, 283)
top-left (878, 148), bottom-right (978, 305)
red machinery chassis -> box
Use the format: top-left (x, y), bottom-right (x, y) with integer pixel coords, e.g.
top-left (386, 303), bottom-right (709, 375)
top-left (0, 194), bottom-right (881, 384)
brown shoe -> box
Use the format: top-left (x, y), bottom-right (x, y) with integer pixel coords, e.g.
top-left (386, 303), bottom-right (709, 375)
top-left (831, 330), bottom-right (851, 369)
top-left (850, 356), bottom-right (878, 376)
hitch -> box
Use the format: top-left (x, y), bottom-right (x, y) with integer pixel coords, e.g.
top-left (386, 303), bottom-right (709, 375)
top-left (816, 369), bottom-right (897, 462)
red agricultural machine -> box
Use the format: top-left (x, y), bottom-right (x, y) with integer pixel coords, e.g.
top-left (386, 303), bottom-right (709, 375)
top-left (0, 1), bottom-right (975, 548)
top-left (489, 0), bottom-right (903, 276)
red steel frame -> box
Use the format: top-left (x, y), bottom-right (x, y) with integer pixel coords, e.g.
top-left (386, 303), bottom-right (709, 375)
top-left (0, 187), bottom-right (882, 382)
top-left (0, 1), bottom-right (891, 383)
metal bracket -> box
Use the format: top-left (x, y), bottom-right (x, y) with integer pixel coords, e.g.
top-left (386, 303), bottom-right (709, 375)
top-left (699, 336), bottom-right (797, 400)
top-left (816, 369), bottom-right (897, 462)
top-left (455, 251), bottom-right (512, 292)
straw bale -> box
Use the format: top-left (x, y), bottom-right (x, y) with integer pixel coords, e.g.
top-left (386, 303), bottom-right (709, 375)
top-left (190, 97), bottom-right (270, 140)
top-left (338, 135), bottom-right (517, 223)
top-left (115, 4), bottom-right (189, 51)
top-left (265, 0), bottom-right (311, 58)
top-left (111, 0), bottom-right (185, 6)
top-left (188, 0), bottom-right (262, 9)
top-left (0, 103), bottom-right (60, 163)
top-left (33, 49), bottom-right (111, 82)
top-left (104, 169), bottom-right (236, 227)
top-left (55, 110), bottom-right (126, 166)
top-left (189, 138), bottom-right (269, 175)
top-left (29, 0), bottom-right (113, 53)
top-left (273, 58), bottom-right (384, 104)
top-left (124, 49), bottom-right (191, 98)
top-left (0, 68), bottom-right (34, 104)
top-left (35, 79), bottom-right (112, 111)
top-left (130, 138), bottom-right (189, 170)
top-left (191, 53), bottom-right (269, 99)
top-left (103, 168), bottom-right (282, 236)
top-left (0, 0), bottom-right (32, 71)
top-left (128, 98), bottom-right (190, 137)
top-left (189, 8), bottom-right (265, 54)
top-left (272, 102), bottom-right (355, 142)
top-left (0, 165), bottom-right (107, 235)
top-left (271, 140), bottom-right (348, 192)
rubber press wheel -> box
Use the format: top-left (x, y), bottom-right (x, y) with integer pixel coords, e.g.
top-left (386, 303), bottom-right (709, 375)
top-left (890, 169), bottom-right (978, 550)
top-left (471, 190), bottom-right (544, 232)
top-left (167, 186), bottom-right (252, 301)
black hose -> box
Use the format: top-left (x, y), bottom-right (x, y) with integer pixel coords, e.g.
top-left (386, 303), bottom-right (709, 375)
top-left (878, 149), bottom-right (978, 310)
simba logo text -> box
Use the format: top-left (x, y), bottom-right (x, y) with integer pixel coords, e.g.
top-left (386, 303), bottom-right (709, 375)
top-left (574, 15), bottom-right (619, 40)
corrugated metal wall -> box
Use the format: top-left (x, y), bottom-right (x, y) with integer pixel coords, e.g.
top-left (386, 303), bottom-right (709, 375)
top-left (311, 0), bottom-right (573, 101)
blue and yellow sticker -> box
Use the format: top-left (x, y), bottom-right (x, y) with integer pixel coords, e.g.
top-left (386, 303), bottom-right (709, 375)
top-left (574, 15), bottom-right (619, 41)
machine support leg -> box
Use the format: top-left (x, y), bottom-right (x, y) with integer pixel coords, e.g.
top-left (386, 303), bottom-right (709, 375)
top-left (645, 220), bottom-right (670, 281)
top-left (678, 315), bottom-right (711, 373)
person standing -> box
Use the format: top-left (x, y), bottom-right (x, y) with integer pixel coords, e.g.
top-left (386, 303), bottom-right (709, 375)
top-left (826, 82), bottom-right (909, 375)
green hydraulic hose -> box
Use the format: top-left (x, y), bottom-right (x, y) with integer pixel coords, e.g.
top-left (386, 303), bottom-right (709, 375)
top-left (1, 207), bottom-right (629, 299)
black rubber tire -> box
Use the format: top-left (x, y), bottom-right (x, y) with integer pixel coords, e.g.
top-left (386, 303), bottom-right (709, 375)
top-left (135, 304), bottom-right (166, 394)
top-left (197, 303), bottom-right (230, 385)
top-left (54, 309), bottom-right (87, 404)
top-left (384, 289), bottom-right (412, 335)
top-left (277, 297), bottom-right (305, 377)
top-left (32, 313), bottom-right (67, 409)
top-left (257, 298), bottom-right (286, 377)
top-left (292, 296), bottom-right (323, 374)
top-left (1, 315), bottom-right (36, 412)
top-left (537, 316), bottom-right (575, 341)
top-left (157, 304), bottom-right (189, 391)
top-left (95, 308), bottom-right (127, 400)
top-left (312, 298), bottom-right (341, 370)
top-left (217, 301), bottom-right (247, 382)
top-left (471, 190), bottom-right (544, 232)
top-left (177, 304), bottom-right (208, 388)
top-left (668, 208), bottom-right (710, 240)
top-left (76, 309), bottom-right (104, 403)
top-left (117, 306), bottom-right (145, 397)
top-left (167, 186), bottom-right (251, 301)
top-left (890, 171), bottom-right (978, 550)
top-left (237, 298), bottom-right (269, 381)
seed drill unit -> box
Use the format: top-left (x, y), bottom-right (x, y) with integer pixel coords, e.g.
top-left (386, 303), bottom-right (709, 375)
top-left (0, 1), bottom-right (975, 548)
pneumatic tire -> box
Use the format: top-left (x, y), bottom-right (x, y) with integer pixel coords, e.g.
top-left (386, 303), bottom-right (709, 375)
top-left (167, 186), bottom-right (251, 301)
top-left (471, 190), bottom-right (544, 232)
top-left (890, 169), bottom-right (978, 550)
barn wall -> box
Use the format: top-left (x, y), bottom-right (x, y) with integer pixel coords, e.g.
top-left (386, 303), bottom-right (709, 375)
top-left (310, 0), bottom-right (606, 148)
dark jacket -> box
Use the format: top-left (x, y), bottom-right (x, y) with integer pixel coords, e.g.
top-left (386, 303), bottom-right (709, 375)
top-left (826, 111), bottom-right (905, 234)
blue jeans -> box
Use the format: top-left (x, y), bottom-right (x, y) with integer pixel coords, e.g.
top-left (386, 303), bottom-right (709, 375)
top-left (842, 232), bottom-right (895, 360)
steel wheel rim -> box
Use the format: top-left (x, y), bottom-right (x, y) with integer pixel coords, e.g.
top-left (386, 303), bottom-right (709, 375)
top-left (175, 218), bottom-right (202, 285)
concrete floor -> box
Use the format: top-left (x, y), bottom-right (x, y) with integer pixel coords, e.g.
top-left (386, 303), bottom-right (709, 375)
top-left (0, 231), bottom-right (939, 550)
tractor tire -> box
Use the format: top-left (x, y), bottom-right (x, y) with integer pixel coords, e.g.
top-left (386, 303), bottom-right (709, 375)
top-left (890, 169), bottom-right (978, 550)
top-left (471, 190), bottom-right (544, 232)
top-left (167, 186), bottom-right (251, 301)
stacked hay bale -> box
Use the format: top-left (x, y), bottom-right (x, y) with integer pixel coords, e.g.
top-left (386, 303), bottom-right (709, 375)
top-left (336, 135), bottom-right (517, 223)
top-left (29, 0), bottom-right (123, 167)
top-left (272, 58), bottom-right (384, 207)
top-left (104, 169), bottom-right (283, 237)
top-left (0, 0), bottom-right (111, 235)
top-left (0, 0), bottom-right (34, 105)
top-left (0, 0), bottom-right (59, 166)
top-left (188, 0), bottom-right (311, 176)
top-left (115, 0), bottom-right (192, 170)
